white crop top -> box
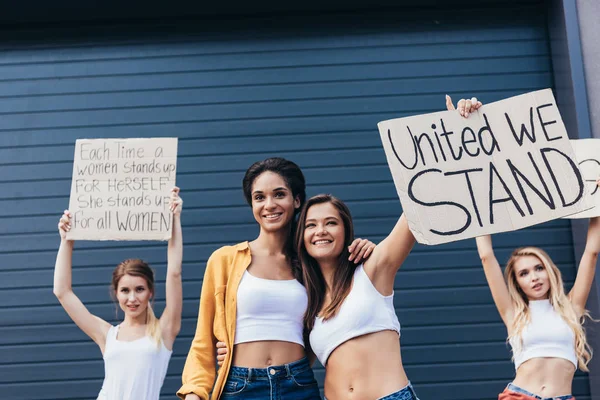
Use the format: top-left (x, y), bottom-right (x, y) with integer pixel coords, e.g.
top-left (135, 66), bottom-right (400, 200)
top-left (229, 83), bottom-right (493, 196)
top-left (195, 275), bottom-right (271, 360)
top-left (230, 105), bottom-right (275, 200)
top-left (309, 265), bottom-right (400, 366)
top-left (234, 270), bottom-right (307, 346)
top-left (97, 325), bottom-right (172, 400)
top-left (509, 299), bottom-right (577, 370)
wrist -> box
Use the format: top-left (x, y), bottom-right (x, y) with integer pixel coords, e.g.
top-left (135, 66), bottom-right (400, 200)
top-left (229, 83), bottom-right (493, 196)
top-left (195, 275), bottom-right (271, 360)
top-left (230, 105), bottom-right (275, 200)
top-left (60, 238), bottom-right (74, 247)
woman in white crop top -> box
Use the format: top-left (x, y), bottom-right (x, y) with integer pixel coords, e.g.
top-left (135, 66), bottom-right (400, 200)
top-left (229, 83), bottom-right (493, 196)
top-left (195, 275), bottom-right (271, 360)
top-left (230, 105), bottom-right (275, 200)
top-left (476, 181), bottom-right (600, 399)
top-left (296, 193), bottom-right (416, 400)
top-left (54, 187), bottom-right (183, 400)
top-left (289, 97), bottom-right (479, 400)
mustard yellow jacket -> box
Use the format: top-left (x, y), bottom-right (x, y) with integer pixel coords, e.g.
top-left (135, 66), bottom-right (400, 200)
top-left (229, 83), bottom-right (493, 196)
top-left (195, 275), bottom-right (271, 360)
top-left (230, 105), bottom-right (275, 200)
top-left (177, 242), bottom-right (251, 400)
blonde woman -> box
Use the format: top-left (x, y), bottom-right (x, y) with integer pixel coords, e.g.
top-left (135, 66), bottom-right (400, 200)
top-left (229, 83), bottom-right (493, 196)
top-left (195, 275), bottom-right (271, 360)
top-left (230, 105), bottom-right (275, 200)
top-left (54, 187), bottom-right (183, 400)
top-left (476, 181), bottom-right (600, 399)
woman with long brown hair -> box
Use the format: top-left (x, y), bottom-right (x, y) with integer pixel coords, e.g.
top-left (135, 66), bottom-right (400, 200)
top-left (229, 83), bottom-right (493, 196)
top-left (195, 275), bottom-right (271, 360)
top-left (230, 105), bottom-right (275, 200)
top-left (475, 186), bottom-right (600, 399)
top-left (296, 193), bottom-right (416, 400)
top-left (54, 187), bottom-right (183, 400)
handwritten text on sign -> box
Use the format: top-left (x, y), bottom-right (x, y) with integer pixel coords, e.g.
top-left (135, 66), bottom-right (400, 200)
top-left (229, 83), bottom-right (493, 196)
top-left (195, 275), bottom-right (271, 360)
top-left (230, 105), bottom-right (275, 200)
top-left (378, 89), bottom-right (591, 245)
top-left (564, 139), bottom-right (600, 219)
top-left (66, 138), bottom-right (178, 241)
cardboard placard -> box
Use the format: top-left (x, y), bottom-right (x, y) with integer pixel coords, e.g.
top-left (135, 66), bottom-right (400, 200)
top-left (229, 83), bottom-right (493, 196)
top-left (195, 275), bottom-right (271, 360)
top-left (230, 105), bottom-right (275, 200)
top-left (563, 138), bottom-right (600, 219)
top-left (66, 138), bottom-right (178, 241)
top-left (378, 89), bottom-right (592, 245)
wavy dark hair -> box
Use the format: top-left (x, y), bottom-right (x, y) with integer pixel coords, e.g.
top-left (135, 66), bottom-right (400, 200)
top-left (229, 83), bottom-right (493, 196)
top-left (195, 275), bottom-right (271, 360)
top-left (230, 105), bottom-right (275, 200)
top-left (296, 194), bottom-right (357, 334)
top-left (242, 157), bottom-right (306, 280)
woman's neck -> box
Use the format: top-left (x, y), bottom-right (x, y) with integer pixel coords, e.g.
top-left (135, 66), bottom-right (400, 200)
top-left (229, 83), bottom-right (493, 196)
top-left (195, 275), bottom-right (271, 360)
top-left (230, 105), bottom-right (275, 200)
top-left (252, 228), bottom-right (289, 256)
top-left (319, 260), bottom-right (337, 292)
top-left (122, 312), bottom-right (147, 327)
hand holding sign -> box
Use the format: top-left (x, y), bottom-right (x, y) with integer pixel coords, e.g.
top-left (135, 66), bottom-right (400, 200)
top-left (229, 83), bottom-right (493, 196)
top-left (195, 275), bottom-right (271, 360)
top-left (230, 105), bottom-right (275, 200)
top-left (378, 89), bottom-right (592, 245)
top-left (58, 210), bottom-right (72, 241)
top-left (170, 186), bottom-right (183, 215)
top-left (445, 95), bottom-right (483, 117)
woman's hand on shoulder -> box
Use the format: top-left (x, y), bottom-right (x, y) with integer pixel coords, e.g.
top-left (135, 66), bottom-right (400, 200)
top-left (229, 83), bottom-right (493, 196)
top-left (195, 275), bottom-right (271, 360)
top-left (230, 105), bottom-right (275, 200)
top-left (348, 238), bottom-right (376, 264)
top-left (446, 95), bottom-right (483, 117)
top-left (216, 341), bottom-right (228, 367)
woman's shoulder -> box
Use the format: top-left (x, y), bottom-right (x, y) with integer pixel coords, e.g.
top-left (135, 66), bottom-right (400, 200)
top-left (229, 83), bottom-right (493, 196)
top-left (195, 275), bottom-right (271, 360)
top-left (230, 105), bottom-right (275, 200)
top-left (206, 241), bottom-right (250, 277)
top-left (210, 241), bottom-right (249, 259)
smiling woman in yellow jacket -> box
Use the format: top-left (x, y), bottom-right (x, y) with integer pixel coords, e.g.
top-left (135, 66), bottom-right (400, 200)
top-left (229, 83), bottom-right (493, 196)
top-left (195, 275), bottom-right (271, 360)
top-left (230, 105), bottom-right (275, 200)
top-left (177, 158), bottom-right (374, 400)
top-left (178, 242), bottom-right (251, 399)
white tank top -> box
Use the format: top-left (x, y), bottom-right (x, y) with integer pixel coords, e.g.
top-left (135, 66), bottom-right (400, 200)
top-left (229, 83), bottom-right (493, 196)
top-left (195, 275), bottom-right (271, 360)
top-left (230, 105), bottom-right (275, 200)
top-left (510, 299), bottom-right (577, 370)
top-left (97, 325), bottom-right (172, 400)
top-left (309, 265), bottom-right (400, 366)
top-left (234, 270), bottom-right (307, 346)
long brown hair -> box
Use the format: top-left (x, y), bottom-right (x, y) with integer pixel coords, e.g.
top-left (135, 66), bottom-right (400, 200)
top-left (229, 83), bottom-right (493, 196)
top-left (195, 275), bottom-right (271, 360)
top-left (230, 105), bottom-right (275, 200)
top-left (112, 259), bottom-right (161, 347)
top-left (296, 194), bottom-right (357, 334)
top-left (505, 247), bottom-right (593, 371)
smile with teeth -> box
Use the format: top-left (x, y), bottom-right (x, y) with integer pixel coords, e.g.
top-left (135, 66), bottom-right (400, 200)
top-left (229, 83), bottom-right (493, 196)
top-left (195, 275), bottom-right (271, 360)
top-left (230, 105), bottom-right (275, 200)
top-left (264, 213), bottom-right (282, 220)
top-left (313, 240), bottom-right (332, 245)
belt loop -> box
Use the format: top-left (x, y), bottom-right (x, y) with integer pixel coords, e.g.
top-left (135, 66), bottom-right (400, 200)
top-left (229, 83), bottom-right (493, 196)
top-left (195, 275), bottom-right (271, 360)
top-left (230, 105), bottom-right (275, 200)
top-left (407, 382), bottom-right (416, 397)
top-left (285, 363), bottom-right (292, 377)
top-left (247, 368), bottom-right (253, 381)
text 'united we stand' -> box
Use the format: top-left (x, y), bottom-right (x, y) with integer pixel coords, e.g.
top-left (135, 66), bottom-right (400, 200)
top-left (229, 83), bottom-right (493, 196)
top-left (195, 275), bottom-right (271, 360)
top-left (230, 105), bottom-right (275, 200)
top-left (378, 89), bottom-right (592, 245)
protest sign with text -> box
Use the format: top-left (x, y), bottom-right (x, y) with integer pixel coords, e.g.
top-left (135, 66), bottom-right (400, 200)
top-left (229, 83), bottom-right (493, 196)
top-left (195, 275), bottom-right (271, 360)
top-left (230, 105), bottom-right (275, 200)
top-left (66, 137), bottom-right (178, 241)
top-left (563, 138), bottom-right (600, 219)
top-left (378, 89), bottom-right (592, 245)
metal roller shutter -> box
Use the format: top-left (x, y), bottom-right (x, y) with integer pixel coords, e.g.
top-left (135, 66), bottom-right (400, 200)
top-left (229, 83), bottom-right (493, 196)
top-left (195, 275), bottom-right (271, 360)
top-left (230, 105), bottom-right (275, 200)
top-left (0, 2), bottom-right (589, 399)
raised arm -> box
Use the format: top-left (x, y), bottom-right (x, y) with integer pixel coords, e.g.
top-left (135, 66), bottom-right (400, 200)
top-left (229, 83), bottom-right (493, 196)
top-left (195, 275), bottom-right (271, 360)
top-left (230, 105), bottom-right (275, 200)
top-left (363, 214), bottom-right (416, 293)
top-left (569, 186), bottom-right (600, 313)
top-left (475, 235), bottom-right (513, 327)
top-left (160, 187), bottom-right (184, 350)
top-left (53, 211), bottom-right (111, 352)
top-left (363, 95), bottom-right (483, 292)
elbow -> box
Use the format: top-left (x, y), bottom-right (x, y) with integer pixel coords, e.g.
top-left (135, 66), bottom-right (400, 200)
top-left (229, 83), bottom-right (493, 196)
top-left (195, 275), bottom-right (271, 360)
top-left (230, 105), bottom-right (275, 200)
top-left (53, 284), bottom-right (73, 300)
top-left (53, 287), bottom-right (67, 300)
top-left (479, 254), bottom-right (495, 265)
top-left (168, 269), bottom-right (182, 280)
top-left (585, 249), bottom-right (600, 260)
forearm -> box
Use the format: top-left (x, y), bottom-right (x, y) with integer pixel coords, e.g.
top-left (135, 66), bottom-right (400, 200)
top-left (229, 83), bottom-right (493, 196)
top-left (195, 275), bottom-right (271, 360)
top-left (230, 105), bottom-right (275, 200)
top-left (475, 235), bottom-right (495, 261)
top-left (168, 214), bottom-right (183, 276)
top-left (53, 239), bottom-right (74, 298)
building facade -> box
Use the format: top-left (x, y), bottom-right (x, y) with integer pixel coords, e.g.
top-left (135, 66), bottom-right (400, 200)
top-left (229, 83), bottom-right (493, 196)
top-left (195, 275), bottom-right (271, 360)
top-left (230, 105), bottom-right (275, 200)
top-left (0, 1), bottom-right (598, 399)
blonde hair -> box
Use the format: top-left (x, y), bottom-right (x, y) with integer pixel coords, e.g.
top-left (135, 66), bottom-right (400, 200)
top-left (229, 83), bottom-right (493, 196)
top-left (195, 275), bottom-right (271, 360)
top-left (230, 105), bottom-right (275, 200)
top-left (112, 259), bottom-right (162, 347)
top-left (505, 247), bottom-right (592, 371)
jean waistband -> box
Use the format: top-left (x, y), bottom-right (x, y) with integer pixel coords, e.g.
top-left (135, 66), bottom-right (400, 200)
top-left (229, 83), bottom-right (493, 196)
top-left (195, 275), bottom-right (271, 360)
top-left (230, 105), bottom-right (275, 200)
top-left (377, 381), bottom-right (418, 400)
top-left (507, 383), bottom-right (573, 400)
top-left (229, 356), bottom-right (311, 380)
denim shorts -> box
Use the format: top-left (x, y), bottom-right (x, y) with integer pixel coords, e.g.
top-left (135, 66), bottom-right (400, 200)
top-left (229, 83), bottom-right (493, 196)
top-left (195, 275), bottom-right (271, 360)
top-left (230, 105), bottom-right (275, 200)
top-left (498, 383), bottom-right (575, 400)
top-left (377, 381), bottom-right (420, 400)
top-left (221, 357), bottom-right (321, 399)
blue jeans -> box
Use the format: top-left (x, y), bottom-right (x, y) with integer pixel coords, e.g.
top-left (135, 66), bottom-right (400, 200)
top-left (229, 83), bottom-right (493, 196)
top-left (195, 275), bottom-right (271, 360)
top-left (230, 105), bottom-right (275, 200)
top-left (377, 382), bottom-right (420, 400)
top-left (502, 383), bottom-right (574, 400)
top-left (221, 357), bottom-right (321, 399)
